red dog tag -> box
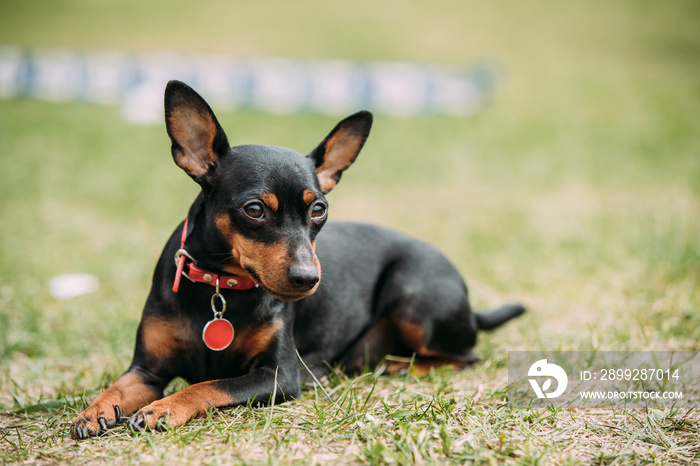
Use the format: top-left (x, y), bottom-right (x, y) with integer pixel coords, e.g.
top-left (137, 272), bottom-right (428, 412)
top-left (202, 318), bottom-right (234, 351)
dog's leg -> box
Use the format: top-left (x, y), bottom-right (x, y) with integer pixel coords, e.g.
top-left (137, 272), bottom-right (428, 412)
top-left (70, 371), bottom-right (164, 438)
top-left (127, 366), bottom-right (299, 431)
top-left (377, 282), bottom-right (482, 375)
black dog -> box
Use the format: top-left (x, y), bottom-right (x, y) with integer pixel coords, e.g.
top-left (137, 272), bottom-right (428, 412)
top-left (70, 80), bottom-right (524, 438)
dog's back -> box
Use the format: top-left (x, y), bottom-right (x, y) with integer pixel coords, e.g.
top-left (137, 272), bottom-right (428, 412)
top-left (294, 221), bottom-right (524, 375)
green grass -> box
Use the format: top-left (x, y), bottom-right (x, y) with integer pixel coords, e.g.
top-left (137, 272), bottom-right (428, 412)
top-left (2, 0), bottom-right (700, 464)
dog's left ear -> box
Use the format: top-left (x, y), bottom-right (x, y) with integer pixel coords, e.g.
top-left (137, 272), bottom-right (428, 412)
top-left (308, 111), bottom-right (373, 193)
top-left (164, 80), bottom-right (229, 188)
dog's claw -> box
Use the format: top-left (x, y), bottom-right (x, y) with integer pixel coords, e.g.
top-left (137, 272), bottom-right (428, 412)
top-left (128, 414), bottom-right (144, 432)
top-left (71, 402), bottom-right (124, 439)
top-left (126, 409), bottom-right (170, 433)
top-left (155, 416), bottom-right (169, 432)
top-left (128, 410), bottom-right (153, 432)
top-left (96, 416), bottom-right (116, 432)
top-left (70, 418), bottom-right (96, 439)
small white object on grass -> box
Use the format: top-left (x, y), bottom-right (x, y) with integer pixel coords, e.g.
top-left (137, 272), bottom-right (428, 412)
top-left (48, 273), bottom-right (99, 299)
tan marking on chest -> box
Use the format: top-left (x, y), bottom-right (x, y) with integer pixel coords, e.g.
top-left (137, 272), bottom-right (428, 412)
top-left (232, 318), bottom-right (283, 359)
top-left (140, 315), bottom-right (192, 361)
top-left (261, 193), bottom-right (279, 211)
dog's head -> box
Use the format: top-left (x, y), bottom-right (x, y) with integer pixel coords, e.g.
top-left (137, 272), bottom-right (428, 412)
top-left (164, 80), bottom-right (372, 301)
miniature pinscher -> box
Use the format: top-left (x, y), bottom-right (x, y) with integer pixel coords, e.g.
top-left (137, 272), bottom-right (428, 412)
top-left (70, 80), bottom-right (525, 438)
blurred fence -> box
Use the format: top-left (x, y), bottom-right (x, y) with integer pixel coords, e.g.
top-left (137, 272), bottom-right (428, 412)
top-left (0, 47), bottom-right (501, 123)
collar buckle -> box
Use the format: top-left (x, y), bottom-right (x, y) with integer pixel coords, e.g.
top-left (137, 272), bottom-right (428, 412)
top-left (174, 248), bottom-right (196, 283)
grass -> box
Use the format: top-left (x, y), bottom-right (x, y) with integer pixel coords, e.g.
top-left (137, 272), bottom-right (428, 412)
top-left (2, 370), bottom-right (700, 464)
top-left (1, 0), bottom-right (700, 464)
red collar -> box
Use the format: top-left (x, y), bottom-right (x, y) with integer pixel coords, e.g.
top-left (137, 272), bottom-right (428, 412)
top-left (172, 218), bottom-right (257, 293)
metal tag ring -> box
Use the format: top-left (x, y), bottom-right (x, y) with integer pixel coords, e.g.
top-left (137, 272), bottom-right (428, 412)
top-left (210, 292), bottom-right (226, 318)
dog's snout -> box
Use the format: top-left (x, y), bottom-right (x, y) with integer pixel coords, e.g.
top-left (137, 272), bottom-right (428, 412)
top-left (288, 265), bottom-right (320, 291)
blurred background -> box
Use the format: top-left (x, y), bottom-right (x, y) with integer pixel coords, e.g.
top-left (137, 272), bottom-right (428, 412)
top-left (0, 0), bottom-right (698, 407)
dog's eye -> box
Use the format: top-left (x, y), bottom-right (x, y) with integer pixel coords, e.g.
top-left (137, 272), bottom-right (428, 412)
top-left (243, 202), bottom-right (265, 219)
top-left (310, 202), bottom-right (327, 219)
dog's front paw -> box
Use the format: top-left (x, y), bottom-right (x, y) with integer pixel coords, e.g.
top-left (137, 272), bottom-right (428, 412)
top-left (128, 407), bottom-right (169, 432)
top-left (127, 398), bottom-right (194, 432)
top-left (70, 404), bottom-right (126, 439)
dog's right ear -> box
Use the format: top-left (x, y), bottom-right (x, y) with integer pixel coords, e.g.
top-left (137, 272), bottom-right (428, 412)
top-left (164, 80), bottom-right (229, 188)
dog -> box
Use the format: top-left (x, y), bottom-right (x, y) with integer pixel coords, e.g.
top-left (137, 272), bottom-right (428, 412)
top-left (70, 80), bottom-right (525, 438)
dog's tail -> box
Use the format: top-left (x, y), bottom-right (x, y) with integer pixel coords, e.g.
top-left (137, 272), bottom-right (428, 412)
top-left (475, 304), bottom-right (526, 331)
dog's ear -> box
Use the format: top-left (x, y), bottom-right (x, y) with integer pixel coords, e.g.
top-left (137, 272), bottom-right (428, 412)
top-left (308, 111), bottom-right (373, 193)
top-left (164, 80), bottom-right (229, 188)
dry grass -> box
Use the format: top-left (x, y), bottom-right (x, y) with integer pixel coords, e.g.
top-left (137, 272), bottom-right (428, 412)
top-left (3, 364), bottom-right (699, 464)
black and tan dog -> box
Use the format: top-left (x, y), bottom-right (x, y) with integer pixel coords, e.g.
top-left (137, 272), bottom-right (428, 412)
top-left (70, 80), bottom-right (525, 438)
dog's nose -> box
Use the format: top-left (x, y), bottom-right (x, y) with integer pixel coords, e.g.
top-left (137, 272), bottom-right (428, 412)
top-left (288, 265), bottom-right (319, 291)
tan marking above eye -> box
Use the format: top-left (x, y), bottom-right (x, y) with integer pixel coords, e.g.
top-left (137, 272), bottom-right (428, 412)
top-left (261, 193), bottom-right (279, 211)
top-left (302, 190), bottom-right (316, 205)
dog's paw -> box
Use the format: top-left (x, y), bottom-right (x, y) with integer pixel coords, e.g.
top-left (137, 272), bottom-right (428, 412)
top-left (128, 408), bottom-right (170, 433)
top-left (70, 404), bottom-right (125, 439)
top-left (127, 398), bottom-right (193, 433)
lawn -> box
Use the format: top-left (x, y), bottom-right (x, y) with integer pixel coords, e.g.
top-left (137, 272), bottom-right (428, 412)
top-left (1, 1), bottom-right (699, 464)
